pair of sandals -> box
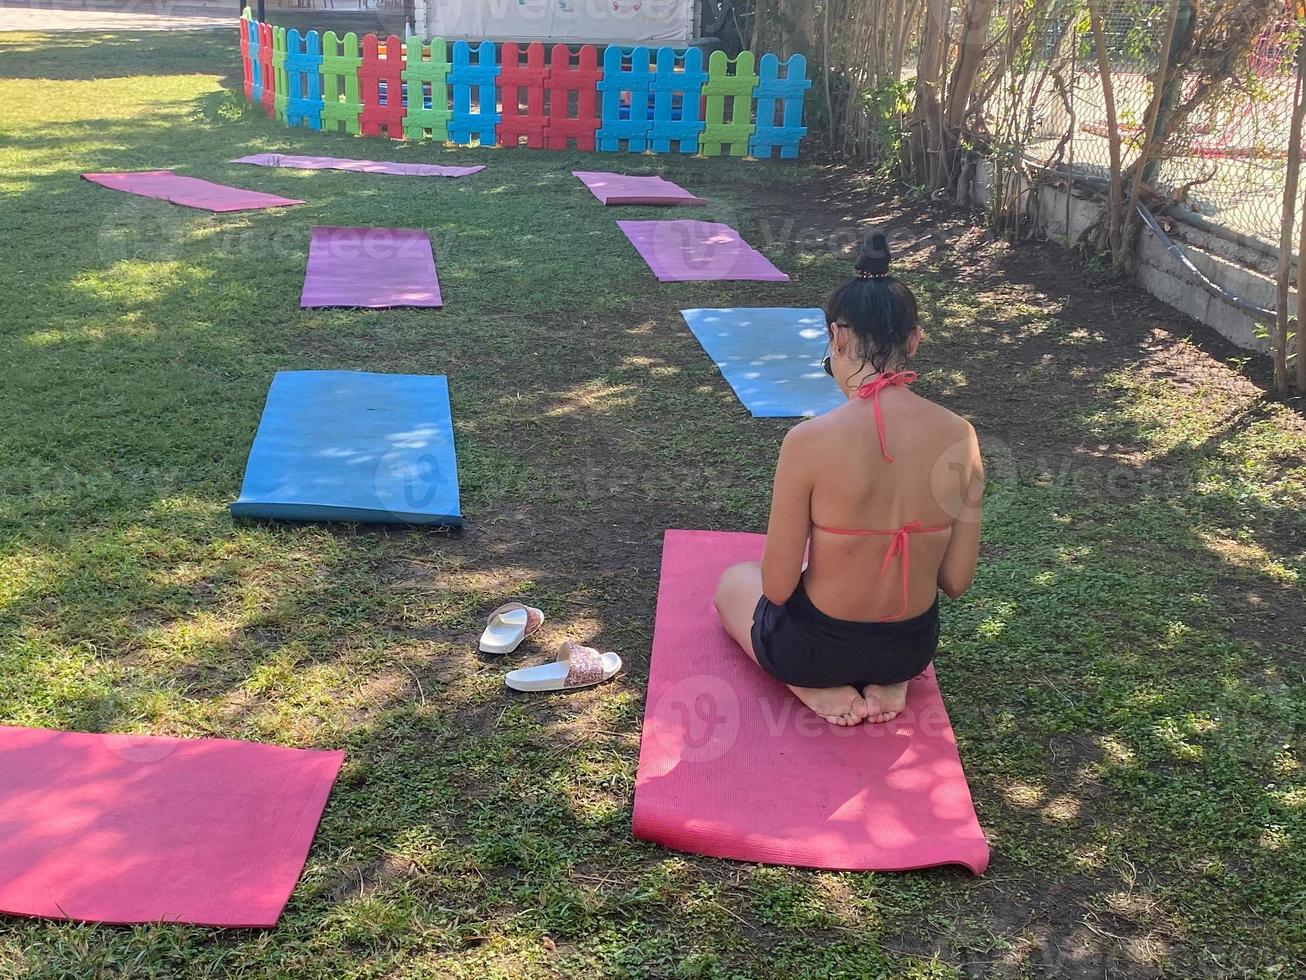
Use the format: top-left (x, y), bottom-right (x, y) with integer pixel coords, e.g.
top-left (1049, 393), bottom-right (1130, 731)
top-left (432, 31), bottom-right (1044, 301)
top-left (479, 602), bottom-right (622, 692)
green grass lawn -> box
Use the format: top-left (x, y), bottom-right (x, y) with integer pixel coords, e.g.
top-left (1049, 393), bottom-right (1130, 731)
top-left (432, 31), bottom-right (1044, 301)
top-left (1, 28), bottom-right (1303, 980)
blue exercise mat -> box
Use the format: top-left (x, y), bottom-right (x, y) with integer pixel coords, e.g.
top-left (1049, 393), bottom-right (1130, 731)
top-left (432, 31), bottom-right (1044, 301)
top-left (232, 371), bottom-right (463, 526)
top-left (680, 308), bottom-right (843, 418)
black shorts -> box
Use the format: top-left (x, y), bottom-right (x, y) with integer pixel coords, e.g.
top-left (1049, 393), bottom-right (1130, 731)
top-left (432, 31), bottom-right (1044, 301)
top-left (750, 581), bottom-right (939, 689)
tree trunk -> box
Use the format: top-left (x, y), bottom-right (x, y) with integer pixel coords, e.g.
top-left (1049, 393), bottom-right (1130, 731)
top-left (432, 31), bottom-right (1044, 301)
top-left (1120, 0), bottom-right (1181, 272)
top-left (943, 0), bottom-right (996, 132)
top-left (776, 0), bottom-right (815, 58)
top-left (1087, 0), bottom-right (1125, 262)
top-left (913, 0), bottom-right (949, 187)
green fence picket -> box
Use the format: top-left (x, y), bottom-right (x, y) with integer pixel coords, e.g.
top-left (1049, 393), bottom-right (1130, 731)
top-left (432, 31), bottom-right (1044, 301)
top-left (320, 30), bottom-right (363, 135)
top-left (272, 26), bottom-right (289, 122)
top-left (700, 50), bottom-right (757, 157)
top-left (402, 37), bottom-right (452, 142)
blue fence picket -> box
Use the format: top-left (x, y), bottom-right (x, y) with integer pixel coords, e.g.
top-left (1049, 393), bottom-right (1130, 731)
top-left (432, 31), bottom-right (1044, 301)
top-left (750, 52), bottom-right (810, 160)
top-left (596, 46), bottom-right (654, 152)
top-left (247, 18), bottom-right (263, 103)
top-left (649, 47), bottom-right (707, 155)
top-left (285, 29), bottom-right (324, 129)
top-left (449, 40), bottom-right (501, 146)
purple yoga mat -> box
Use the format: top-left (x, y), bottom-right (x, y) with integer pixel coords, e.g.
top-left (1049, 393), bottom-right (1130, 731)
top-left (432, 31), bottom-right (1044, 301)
top-left (300, 227), bottom-right (443, 309)
top-left (82, 170), bottom-right (304, 212)
top-left (618, 220), bottom-right (789, 283)
top-left (233, 153), bottom-right (485, 178)
top-left (573, 170), bottom-right (706, 206)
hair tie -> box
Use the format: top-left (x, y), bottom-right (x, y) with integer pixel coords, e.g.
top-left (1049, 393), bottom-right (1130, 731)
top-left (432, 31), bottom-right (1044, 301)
top-left (857, 270), bottom-right (890, 279)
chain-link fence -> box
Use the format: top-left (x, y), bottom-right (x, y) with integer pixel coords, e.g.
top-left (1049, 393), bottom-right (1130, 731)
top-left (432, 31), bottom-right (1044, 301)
top-left (1025, 0), bottom-right (1298, 249)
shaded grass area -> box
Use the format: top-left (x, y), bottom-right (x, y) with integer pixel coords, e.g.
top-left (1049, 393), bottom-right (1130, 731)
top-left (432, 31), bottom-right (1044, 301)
top-left (1, 28), bottom-right (1303, 980)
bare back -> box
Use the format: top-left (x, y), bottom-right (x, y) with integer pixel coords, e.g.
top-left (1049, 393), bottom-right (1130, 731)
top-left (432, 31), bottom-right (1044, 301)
top-left (784, 386), bottom-right (982, 621)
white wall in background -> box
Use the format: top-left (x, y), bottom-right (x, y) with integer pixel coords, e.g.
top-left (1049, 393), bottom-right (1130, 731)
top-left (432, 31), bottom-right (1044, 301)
top-left (424, 0), bottom-right (695, 43)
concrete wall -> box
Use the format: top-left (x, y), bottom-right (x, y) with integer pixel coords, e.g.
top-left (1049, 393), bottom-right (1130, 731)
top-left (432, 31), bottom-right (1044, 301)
top-left (969, 161), bottom-right (1288, 354)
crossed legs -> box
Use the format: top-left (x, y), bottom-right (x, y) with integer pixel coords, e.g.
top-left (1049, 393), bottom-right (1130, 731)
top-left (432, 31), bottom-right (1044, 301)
top-left (713, 561), bottom-right (871, 726)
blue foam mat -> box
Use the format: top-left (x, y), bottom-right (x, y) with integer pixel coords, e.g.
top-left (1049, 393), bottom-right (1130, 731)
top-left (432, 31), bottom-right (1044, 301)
top-left (680, 308), bottom-right (842, 418)
top-left (232, 370), bottom-right (463, 526)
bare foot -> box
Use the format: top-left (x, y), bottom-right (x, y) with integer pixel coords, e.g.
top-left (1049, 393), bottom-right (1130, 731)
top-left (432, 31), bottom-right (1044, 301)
top-left (787, 684), bottom-right (869, 726)
top-left (862, 681), bottom-right (910, 724)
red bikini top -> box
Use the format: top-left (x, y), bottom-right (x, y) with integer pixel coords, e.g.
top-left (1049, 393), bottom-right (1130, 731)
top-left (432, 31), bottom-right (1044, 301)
top-left (811, 370), bottom-right (948, 622)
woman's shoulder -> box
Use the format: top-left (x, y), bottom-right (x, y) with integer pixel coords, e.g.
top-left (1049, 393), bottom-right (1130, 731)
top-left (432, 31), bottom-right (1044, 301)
top-left (912, 393), bottom-right (976, 438)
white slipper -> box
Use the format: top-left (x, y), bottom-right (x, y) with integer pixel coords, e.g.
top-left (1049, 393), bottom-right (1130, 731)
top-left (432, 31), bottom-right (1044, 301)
top-left (478, 602), bottom-right (545, 654)
top-left (504, 641), bottom-right (621, 692)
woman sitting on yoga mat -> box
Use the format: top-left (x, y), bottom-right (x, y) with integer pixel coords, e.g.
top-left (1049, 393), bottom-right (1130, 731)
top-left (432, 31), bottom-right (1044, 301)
top-left (714, 231), bottom-right (984, 727)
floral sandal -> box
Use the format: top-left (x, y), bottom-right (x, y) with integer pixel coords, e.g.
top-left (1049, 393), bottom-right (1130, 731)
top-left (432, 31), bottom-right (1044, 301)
top-left (478, 601), bottom-right (545, 654)
top-left (504, 641), bottom-right (622, 692)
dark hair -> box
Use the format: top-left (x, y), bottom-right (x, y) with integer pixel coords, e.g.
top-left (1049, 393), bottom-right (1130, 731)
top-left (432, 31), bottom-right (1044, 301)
top-left (824, 231), bottom-right (919, 375)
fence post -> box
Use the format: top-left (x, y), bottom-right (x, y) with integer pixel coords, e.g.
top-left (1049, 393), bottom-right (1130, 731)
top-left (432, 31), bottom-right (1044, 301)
top-left (359, 34), bottom-right (407, 139)
top-left (597, 46), bottom-right (654, 152)
top-left (499, 42), bottom-right (549, 148)
top-left (402, 36), bottom-right (452, 141)
top-left (701, 50), bottom-right (758, 157)
top-left (544, 44), bottom-right (602, 151)
top-left (320, 31), bottom-right (363, 135)
top-left (649, 47), bottom-right (707, 155)
top-left (749, 52), bottom-right (809, 160)
top-left (449, 40), bottom-right (501, 146)
top-left (272, 25), bottom-right (289, 122)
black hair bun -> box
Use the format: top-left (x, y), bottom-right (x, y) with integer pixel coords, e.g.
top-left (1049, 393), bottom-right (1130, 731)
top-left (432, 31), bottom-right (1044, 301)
top-left (854, 231), bottom-right (892, 276)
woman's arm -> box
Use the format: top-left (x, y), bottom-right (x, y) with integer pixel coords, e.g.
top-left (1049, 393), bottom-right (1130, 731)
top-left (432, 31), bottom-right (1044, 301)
top-left (761, 426), bottom-right (814, 604)
top-left (937, 424), bottom-right (984, 598)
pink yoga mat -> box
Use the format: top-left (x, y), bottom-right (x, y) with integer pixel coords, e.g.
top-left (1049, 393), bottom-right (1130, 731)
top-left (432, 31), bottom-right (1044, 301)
top-left (573, 170), bottom-right (706, 206)
top-left (632, 530), bottom-right (990, 874)
top-left (300, 226), bottom-right (443, 308)
top-left (0, 726), bottom-right (344, 927)
top-left (618, 220), bottom-right (789, 282)
top-left (82, 170), bottom-right (304, 212)
top-left (234, 153), bottom-right (485, 178)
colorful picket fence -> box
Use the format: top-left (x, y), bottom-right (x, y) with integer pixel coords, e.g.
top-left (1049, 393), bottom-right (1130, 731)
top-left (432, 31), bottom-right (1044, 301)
top-left (237, 11), bottom-right (808, 159)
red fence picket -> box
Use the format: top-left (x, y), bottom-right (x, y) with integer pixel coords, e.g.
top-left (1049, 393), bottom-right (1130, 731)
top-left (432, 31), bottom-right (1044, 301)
top-left (498, 42), bottom-right (548, 148)
top-left (544, 44), bottom-right (602, 152)
top-left (358, 34), bottom-right (406, 139)
top-left (257, 21), bottom-right (276, 117)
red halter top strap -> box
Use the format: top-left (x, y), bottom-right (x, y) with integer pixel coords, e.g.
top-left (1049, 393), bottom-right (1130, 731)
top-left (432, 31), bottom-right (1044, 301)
top-left (814, 370), bottom-right (944, 621)
top-left (812, 520), bottom-right (949, 621)
top-left (854, 370), bottom-right (917, 463)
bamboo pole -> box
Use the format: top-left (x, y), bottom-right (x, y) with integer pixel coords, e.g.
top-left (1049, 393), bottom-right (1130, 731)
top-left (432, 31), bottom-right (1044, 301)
top-left (1276, 35), bottom-right (1306, 393)
top-left (1298, 183), bottom-right (1305, 392)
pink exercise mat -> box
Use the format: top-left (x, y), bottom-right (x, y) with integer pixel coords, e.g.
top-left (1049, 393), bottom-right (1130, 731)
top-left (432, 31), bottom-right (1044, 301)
top-left (0, 726), bottom-right (344, 927)
top-left (617, 220), bottom-right (789, 282)
top-left (300, 226), bottom-right (442, 308)
top-left (573, 170), bottom-right (706, 206)
top-left (632, 530), bottom-right (991, 874)
top-left (82, 170), bottom-right (304, 212)
top-left (233, 153), bottom-right (485, 178)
